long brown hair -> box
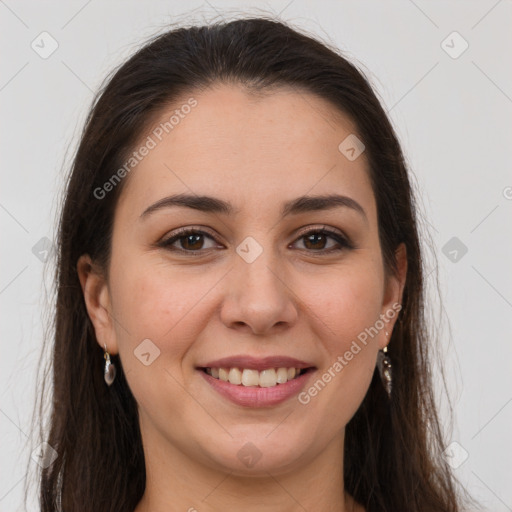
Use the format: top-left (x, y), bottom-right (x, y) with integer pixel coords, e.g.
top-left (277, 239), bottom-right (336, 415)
top-left (31, 17), bottom-right (476, 511)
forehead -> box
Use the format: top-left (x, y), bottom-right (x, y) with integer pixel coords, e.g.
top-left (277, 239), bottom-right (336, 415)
top-left (116, 83), bottom-right (376, 223)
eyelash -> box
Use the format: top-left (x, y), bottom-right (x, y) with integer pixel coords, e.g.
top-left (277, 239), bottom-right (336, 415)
top-left (157, 226), bottom-right (354, 255)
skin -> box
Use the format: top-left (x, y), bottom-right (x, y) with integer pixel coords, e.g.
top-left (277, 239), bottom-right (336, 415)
top-left (78, 84), bottom-right (407, 512)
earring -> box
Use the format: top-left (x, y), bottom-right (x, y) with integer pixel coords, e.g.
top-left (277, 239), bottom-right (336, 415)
top-left (103, 344), bottom-right (116, 386)
top-left (377, 332), bottom-right (392, 398)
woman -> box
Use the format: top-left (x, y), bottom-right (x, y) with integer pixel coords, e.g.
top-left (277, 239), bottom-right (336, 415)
top-left (35, 17), bottom-right (474, 511)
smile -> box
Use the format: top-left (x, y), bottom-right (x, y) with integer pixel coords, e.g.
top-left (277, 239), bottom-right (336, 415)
top-left (202, 367), bottom-right (307, 387)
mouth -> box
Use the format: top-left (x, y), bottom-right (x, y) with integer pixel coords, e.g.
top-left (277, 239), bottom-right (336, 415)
top-left (196, 355), bottom-right (316, 407)
top-left (199, 366), bottom-right (312, 387)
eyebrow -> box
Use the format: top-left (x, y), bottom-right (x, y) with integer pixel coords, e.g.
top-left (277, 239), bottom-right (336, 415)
top-left (140, 193), bottom-right (367, 222)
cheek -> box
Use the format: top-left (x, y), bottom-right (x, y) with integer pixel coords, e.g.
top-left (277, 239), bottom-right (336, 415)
top-left (110, 262), bottom-right (222, 340)
top-left (295, 260), bottom-right (383, 422)
top-left (107, 260), bottom-right (221, 417)
top-left (303, 258), bottom-right (384, 344)
top-left (108, 254), bottom-right (219, 369)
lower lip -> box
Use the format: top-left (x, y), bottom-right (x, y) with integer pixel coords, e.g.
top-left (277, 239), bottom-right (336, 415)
top-left (199, 369), bottom-right (314, 408)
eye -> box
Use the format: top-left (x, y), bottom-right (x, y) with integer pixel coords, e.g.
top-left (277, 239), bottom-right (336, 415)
top-left (291, 227), bottom-right (353, 253)
top-left (158, 228), bottom-right (222, 253)
top-left (158, 226), bottom-right (353, 255)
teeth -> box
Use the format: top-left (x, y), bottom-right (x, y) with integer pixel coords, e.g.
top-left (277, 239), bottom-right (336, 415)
top-left (276, 367), bottom-right (288, 384)
top-left (259, 369), bottom-right (277, 387)
top-left (241, 369), bottom-right (259, 387)
top-left (205, 366), bottom-right (304, 387)
top-left (228, 368), bottom-right (242, 385)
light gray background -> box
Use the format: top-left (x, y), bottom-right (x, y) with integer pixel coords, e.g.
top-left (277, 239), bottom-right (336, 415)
top-left (1, 1), bottom-right (511, 510)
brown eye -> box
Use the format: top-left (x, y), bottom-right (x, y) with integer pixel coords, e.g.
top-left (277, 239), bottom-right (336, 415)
top-left (303, 232), bottom-right (329, 250)
top-left (158, 227), bottom-right (352, 255)
top-left (292, 229), bottom-right (352, 253)
top-left (180, 233), bottom-right (205, 250)
top-left (159, 229), bottom-right (221, 252)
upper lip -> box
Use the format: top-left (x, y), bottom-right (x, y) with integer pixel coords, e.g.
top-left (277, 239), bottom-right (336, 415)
top-left (199, 355), bottom-right (315, 372)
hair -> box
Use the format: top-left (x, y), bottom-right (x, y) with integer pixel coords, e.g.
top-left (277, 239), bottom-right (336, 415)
top-left (31, 16), bottom-right (476, 512)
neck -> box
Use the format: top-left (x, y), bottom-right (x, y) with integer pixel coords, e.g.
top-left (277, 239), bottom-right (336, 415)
top-left (133, 427), bottom-right (362, 512)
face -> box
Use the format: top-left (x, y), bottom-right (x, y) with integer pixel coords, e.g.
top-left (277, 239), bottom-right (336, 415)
top-left (80, 84), bottom-right (406, 477)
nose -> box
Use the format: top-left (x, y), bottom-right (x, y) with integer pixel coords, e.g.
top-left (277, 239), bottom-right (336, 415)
top-left (220, 249), bottom-right (299, 336)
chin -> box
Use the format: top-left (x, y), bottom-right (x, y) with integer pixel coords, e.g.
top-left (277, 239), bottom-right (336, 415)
top-left (200, 426), bottom-right (316, 476)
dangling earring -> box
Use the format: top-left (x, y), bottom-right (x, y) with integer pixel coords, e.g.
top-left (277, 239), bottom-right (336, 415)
top-left (103, 344), bottom-right (116, 386)
top-left (377, 332), bottom-right (392, 398)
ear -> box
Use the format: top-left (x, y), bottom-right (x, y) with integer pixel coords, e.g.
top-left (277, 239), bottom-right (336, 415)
top-left (379, 243), bottom-right (407, 348)
top-left (77, 254), bottom-right (118, 355)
